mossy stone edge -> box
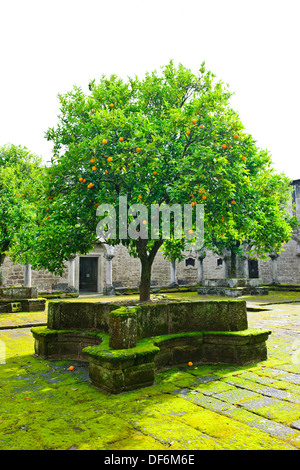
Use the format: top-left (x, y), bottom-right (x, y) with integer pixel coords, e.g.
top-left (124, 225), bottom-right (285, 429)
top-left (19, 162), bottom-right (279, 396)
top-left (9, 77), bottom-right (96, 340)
top-left (32, 326), bottom-right (271, 394)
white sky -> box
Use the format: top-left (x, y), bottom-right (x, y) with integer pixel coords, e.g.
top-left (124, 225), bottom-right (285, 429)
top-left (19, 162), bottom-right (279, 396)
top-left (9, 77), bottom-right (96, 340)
top-left (0, 0), bottom-right (299, 179)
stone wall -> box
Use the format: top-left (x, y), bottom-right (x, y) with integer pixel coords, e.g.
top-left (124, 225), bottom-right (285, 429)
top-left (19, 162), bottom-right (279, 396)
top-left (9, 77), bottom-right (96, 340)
top-left (1, 256), bottom-right (68, 291)
top-left (110, 245), bottom-right (199, 288)
top-left (2, 242), bottom-right (299, 291)
top-left (259, 239), bottom-right (300, 285)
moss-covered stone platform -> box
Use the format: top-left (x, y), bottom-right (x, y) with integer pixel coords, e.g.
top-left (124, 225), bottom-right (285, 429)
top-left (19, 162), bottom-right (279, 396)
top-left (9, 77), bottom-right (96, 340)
top-left (0, 287), bottom-right (46, 313)
top-left (198, 279), bottom-right (269, 297)
top-left (32, 299), bottom-right (271, 394)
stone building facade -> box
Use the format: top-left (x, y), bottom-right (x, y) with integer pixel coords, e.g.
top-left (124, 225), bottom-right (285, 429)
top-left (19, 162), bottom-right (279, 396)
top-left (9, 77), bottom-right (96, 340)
top-left (2, 180), bottom-right (300, 293)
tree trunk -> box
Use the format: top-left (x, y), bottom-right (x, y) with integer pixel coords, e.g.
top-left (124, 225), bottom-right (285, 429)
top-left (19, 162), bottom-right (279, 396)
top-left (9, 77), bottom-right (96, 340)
top-left (139, 257), bottom-right (152, 302)
top-left (230, 245), bottom-right (239, 278)
top-left (138, 239), bottom-right (163, 302)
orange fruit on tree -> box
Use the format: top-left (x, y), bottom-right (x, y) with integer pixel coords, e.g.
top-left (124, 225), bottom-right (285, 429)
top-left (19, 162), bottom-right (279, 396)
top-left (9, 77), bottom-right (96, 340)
top-left (138, 195), bottom-right (143, 199)
top-left (192, 119), bottom-right (197, 124)
top-left (109, 103), bottom-right (114, 108)
top-left (107, 156), bottom-right (113, 162)
top-left (105, 170), bottom-right (109, 174)
top-left (188, 361), bottom-right (193, 367)
top-left (102, 139), bottom-right (107, 144)
top-left (199, 125), bottom-right (204, 129)
top-left (234, 134), bottom-right (239, 139)
top-left (119, 137), bottom-right (124, 142)
top-left (202, 195), bottom-right (207, 200)
top-left (136, 147), bottom-right (141, 153)
top-left (68, 366), bottom-right (74, 371)
top-left (221, 144), bottom-right (227, 149)
top-left (82, 178), bottom-right (86, 183)
top-left (231, 200), bottom-right (236, 204)
top-left (153, 171), bottom-right (157, 175)
top-left (186, 130), bottom-right (190, 135)
top-left (79, 177), bottom-right (83, 182)
top-left (90, 158), bottom-right (95, 163)
top-left (241, 156), bottom-right (246, 161)
top-left (92, 166), bottom-right (97, 171)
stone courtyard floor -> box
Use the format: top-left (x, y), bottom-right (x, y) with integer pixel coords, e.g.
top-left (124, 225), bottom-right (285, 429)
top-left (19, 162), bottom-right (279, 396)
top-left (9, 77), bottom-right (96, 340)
top-left (1, 291), bottom-right (300, 450)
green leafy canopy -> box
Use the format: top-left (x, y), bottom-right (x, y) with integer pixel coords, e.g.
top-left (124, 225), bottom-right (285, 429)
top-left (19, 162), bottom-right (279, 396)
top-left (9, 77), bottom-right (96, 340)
top-left (0, 144), bottom-right (44, 277)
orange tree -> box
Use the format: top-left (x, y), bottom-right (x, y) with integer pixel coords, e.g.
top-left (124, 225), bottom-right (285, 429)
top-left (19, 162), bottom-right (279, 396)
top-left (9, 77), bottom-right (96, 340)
top-left (15, 62), bottom-right (295, 300)
top-left (201, 145), bottom-right (297, 277)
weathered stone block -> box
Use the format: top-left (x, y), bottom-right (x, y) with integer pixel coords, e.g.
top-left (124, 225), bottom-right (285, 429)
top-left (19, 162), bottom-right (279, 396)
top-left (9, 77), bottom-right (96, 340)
top-left (202, 278), bottom-right (263, 288)
top-left (0, 301), bottom-right (22, 313)
top-left (197, 286), bottom-right (269, 297)
top-left (22, 299), bottom-right (46, 312)
top-left (109, 307), bottom-right (137, 349)
top-left (136, 304), bottom-right (169, 338)
top-left (59, 302), bottom-right (96, 330)
top-left (83, 338), bottom-right (159, 393)
top-left (47, 301), bottom-right (120, 332)
top-left (123, 363), bottom-right (155, 390)
top-left (168, 300), bottom-right (248, 333)
top-left (0, 287), bottom-right (38, 299)
top-left (88, 361), bottom-right (124, 392)
top-left (153, 333), bottom-right (204, 368)
top-left (201, 329), bottom-right (271, 365)
top-left (31, 327), bottom-right (102, 361)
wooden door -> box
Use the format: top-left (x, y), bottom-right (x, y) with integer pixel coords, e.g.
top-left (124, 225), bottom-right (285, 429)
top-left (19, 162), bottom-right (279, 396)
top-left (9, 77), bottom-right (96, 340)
top-left (248, 259), bottom-right (259, 279)
top-left (79, 257), bottom-right (98, 292)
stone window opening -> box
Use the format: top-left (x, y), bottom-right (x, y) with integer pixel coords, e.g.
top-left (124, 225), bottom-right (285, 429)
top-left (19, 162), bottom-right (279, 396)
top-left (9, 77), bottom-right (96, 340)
top-left (185, 257), bottom-right (195, 268)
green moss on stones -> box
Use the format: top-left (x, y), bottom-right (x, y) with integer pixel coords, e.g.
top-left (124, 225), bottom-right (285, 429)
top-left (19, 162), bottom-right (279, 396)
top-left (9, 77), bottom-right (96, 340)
top-left (153, 332), bottom-right (204, 345)
top-left (109, 306), bottom-right (140, 317)
top-left (31, 326), bottom-right (102, 339)
top-left (83, 335), bottom-right (159, 362)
